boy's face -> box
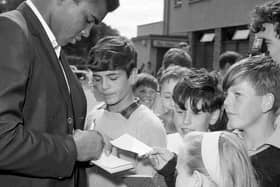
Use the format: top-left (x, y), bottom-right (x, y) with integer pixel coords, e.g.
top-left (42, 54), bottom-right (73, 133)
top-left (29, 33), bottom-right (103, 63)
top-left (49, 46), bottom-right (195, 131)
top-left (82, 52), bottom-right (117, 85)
top-left (224, 80), bottom-right (263, 130)
top-left (180, 99), bottom-right (212, 134)
top-left (255, 23), bottom-right (280, 63)
top-left (134, 85), bottom-right (157, 109)
top-left (92, 70), bottom-right (133, 108)
top-left (160, 79), bottom-right (178, 111)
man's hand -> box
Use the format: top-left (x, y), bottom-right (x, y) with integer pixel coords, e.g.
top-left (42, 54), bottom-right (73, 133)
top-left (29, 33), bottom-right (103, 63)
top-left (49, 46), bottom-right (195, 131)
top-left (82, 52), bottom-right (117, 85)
top-left (73, 129), bottom-right (104, 161)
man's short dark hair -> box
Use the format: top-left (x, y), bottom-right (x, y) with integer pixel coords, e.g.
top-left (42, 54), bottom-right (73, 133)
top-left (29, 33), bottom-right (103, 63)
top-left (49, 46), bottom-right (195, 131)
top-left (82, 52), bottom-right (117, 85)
top-left (105, 0), bottom-right (120, 12)
top-left (250, 0), bottom-right (280, 35)
top-left (162, 48), bottom-right (192, 69)
top-left (218, 51), bottom-right (242, 70)
top-left (76, 0), bottom-right (119, 12)
top-left (88, 36), bottom-right (137, 76)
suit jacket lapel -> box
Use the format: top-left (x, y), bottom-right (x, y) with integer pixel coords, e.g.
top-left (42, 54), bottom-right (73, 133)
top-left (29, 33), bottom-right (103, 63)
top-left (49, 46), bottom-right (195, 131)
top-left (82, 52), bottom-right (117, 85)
top-left (60, 51), bottom-right (87, 129)
top-left (17, 3), bottom-right (71, 104)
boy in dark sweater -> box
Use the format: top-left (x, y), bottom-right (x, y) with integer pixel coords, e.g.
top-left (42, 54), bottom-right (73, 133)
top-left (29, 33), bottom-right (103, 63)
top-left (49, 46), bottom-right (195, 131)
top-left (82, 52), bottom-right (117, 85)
top-left (223, 55), bottom-right (280, 187)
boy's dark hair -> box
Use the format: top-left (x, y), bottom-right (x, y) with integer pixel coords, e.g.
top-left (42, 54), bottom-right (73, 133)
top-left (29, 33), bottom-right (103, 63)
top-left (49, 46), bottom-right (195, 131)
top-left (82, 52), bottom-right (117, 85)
top-left (173, 68), bottom-right (224, 113)
top-left (132, 73), bottom-right (158, 92)
top-left (250, 0), bottom-right (280, 35)
top-left (87, 36), bottom-right (137, 76)
top-left (173, 68), bottom-right (226, 130)
top-left (159, 65), bottom-right (193, 87)
top-left (223, 55), bottom-right (280, 112)
top-left (219, 51), bottom-right (242, 70)
top-left (162, 48), bottom-right (192, 69)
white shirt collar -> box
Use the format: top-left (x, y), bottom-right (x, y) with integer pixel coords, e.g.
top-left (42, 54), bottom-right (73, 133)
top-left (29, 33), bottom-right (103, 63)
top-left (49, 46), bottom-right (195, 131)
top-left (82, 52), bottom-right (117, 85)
top-left (26, 0), bottom-right (61, 58)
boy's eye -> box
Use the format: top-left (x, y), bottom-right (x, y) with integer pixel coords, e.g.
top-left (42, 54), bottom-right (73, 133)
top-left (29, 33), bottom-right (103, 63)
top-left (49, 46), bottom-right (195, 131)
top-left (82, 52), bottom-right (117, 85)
top-left (93, 77), bottom-right (101, 82)
top-left (234, 92), bottom-right (241, 97)
top-left (109, 76), bottom-right (118, 80)
top-left (163, 95), bottom-right (171, 99)
top-left (175, 110), bottom-right (184, 114)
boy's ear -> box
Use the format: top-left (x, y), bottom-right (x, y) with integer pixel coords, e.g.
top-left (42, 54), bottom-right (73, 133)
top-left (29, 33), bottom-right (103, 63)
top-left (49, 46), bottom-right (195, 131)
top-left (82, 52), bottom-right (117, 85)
top-left (193, 170), bottom-right (203, 187)
top-left (262, 93), bottom-right (275, 112)
top-left (128, 68), bottom-right (137, 84)
top-left (209, 109), bottom-right (220, 126)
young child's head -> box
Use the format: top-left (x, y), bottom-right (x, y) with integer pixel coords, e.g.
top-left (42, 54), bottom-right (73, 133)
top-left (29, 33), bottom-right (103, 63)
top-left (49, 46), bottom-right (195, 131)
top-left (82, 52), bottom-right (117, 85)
top-left (162, 48), bottom-right (192, 69)
top-left (159, 65), bottom-right (192, 111)
top-left (218, 51), bottom-right (242, 77)
top-left (88, 36), bottom-right (137, 76)
top-left (223, 55), bottom-right (280, 130)
top-left (88, 36), bottom-right (137, 109)
top-left (172, 68), bottom-right (226, 136)
top-left (176, 131), bottom-right (258, 187)
top-left (132, 73), bottom-right (158, 109)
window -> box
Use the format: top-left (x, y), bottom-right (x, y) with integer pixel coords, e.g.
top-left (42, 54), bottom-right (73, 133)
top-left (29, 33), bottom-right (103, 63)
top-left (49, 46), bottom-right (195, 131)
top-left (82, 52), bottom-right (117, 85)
top-left (200, 33), bottom-right (215, 42)
top-left (232, 29), bottom-right (250, 40)
top-left (174, 0), bottom-right (183, 8)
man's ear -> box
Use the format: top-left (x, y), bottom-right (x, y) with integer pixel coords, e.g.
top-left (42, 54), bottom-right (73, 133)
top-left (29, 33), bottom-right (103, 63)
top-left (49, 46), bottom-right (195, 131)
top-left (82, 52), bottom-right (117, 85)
top-left (193, 170), bottom-right (203, 187)
top-left (209, 109), bottom-right (220, 126)
top-left (262, 93), bottom-right (275, 112)
top-left (128, 68), bottom-right (137, 84)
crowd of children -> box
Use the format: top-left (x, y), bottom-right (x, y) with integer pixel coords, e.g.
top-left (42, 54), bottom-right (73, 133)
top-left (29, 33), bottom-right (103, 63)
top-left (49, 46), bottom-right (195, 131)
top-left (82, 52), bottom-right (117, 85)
top-left (82, 1), bottom-right (280, 187)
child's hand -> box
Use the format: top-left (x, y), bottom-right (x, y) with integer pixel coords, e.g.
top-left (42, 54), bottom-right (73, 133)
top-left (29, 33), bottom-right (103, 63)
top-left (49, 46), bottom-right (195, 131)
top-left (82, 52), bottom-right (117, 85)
top-left (143, 147), bottom-right (175, 170)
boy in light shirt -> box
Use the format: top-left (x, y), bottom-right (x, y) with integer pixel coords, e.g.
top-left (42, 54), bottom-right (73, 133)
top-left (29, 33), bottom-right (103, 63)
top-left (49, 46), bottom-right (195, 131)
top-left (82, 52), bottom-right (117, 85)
top-left (86, 36), bottom-right (166, 187)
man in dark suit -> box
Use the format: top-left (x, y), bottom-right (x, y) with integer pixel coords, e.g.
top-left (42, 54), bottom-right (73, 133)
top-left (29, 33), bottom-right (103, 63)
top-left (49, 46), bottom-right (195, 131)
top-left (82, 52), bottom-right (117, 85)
top-left (0, 0), bottom-right (119, 186)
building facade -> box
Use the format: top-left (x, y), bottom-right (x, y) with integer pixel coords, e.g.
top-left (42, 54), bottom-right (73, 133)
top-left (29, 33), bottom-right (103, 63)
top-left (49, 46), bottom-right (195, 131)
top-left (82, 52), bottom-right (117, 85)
top-left (164, 0), bottom-right (267, 70)
top-left (133, 34), bottom-right (189, 75)
top-left (133, 0), bottom-right (268, 74)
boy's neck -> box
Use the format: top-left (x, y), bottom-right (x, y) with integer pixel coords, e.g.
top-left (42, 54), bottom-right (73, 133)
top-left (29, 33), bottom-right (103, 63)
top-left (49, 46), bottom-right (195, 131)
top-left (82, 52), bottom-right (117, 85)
top-left (243, 113), bottom-right (275, 150)
top-left (107, 92), bottom-right (135, 113)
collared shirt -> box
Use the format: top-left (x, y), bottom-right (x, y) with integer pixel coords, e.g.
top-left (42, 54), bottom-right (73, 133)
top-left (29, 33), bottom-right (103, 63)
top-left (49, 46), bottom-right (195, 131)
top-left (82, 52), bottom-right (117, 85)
top-left (98, 98), bottom-right (141, 119)
top-left (26, 0), bottom-right (70, 92)
top-left (234, 127), bottom-right (280, 156)
top-left (25, 0), bottom-right (60, 57)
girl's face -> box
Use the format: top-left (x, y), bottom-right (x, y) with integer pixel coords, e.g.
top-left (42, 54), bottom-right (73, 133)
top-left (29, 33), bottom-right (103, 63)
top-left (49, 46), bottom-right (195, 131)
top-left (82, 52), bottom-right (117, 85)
top-left (160, 79), bottom-right (178, 111)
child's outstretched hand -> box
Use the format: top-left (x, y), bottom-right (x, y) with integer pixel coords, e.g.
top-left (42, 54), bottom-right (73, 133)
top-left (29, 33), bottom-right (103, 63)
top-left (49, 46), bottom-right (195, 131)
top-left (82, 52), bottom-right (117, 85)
top-left (143, 147), bottom-right (175, 170)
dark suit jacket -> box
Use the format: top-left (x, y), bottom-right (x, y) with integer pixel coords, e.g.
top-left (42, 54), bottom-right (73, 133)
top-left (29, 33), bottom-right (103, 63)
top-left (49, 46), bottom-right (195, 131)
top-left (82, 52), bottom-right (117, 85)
top-left (0, 3), bottom-right (87, 187)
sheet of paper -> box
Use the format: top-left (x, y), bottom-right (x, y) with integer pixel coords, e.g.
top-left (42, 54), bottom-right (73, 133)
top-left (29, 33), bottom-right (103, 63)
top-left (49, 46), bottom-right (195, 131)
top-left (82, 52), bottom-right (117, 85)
top-left (167, 133), bottom-right (184, 154)
top-left (110, 134), bottom-right (153, 156)
top-left (91, 153), bottom-right (134, 174)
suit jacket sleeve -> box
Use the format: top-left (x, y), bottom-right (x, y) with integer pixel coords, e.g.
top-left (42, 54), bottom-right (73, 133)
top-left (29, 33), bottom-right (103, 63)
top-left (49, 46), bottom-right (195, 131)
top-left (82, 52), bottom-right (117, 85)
top-left (0, 17), bottom-right (77, 178)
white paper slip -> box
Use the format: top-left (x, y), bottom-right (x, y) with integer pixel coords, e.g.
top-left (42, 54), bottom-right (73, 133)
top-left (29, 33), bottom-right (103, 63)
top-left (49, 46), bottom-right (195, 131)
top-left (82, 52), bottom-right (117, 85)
top-left (110, 134), bottom-right (153, 156)
top-left (91, 153), bottom-right (134, 174)
top-left (167, 133), bottom-right (184, 154)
